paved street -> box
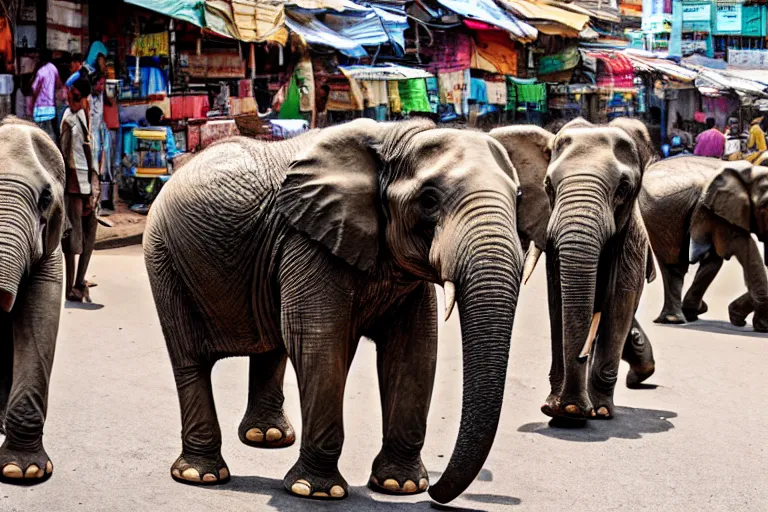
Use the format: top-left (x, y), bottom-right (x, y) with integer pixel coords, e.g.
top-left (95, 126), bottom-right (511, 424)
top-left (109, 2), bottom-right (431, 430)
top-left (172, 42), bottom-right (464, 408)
top-left (2, 244), bottom-right (767, 511)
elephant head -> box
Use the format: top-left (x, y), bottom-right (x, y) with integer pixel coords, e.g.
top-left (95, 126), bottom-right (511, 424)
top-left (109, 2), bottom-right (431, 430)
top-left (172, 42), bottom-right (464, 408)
top-left (694, 161), bottom-right (768, 254)
top-left (0, 117), bottom-right (66, 312)
top-left (276, 119), bottom-right (523, 503)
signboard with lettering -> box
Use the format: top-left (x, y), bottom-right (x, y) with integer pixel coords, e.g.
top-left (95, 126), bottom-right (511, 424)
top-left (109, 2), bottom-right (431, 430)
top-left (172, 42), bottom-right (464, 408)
top-left (716, 4), bottom-right (742, 32)
top-left (131, 33), bottom-right (169, 57)
top-left (728, 48), bottom-right (768, 68)
top-left (682, 3), bottom-right (711, 21)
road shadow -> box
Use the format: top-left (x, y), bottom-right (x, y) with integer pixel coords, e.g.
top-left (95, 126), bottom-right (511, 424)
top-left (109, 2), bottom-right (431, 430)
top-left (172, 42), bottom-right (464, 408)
top-left (659, 319), bottom-right (768, 339)
top-left (64, 301), bottom-right (105, 310)
top-left (217, 474), bottom-right (520, 511)
top-left (517, 406), bottom-right (677, 442)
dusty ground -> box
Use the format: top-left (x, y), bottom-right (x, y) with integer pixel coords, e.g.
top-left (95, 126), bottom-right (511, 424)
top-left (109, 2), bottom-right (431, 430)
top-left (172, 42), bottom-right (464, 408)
top-left (94, 200), bottom-right (146, 249)
top-left (1, 245), bottom-right (767, 511)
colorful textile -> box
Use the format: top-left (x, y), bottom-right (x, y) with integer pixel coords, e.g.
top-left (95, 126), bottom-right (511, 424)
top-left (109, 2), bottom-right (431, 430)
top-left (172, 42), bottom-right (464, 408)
top-left (278, 74), bottom-right (302, 119)
top-left (33, 106), bottom-right (56, 123)
top-left (469, 78), bottom-right (488, 104)
top-left (485, 79), bottom-right (507, 105)
top-left (387, 81), bottom-right (402, 113)
top-left (398, 79), bottom-right (430, 114)
top-left (694, 128), bottom-right (726, 158)
top-left (748, 123), bottom-right (767, 153)
top-left (438, 70), bottom-right (470, 115)
top-left (428, 32), bottom-right (472, 72)
top-left (294, 57), bottom-right (315, 113)
top-left (471, 31), bottom-right (519, 76)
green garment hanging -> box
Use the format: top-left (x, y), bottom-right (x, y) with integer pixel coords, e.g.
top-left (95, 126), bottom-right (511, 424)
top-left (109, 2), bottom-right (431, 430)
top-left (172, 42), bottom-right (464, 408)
top-left (398, 79), bottom-right (431, 114)
top-left (278, 74), bottom-right (302, 120)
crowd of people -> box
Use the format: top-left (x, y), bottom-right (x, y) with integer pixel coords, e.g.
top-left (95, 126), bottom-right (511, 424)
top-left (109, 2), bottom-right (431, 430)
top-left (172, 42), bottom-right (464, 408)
top-left (689, 114), bottom-right (768, 164)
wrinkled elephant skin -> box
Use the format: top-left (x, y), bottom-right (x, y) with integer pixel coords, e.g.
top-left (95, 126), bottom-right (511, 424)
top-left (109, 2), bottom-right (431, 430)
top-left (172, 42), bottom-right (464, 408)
top-left (144, 119), bottom-right (524, 504)
top-left (640, 157), bottom-right (768, 332)
top-left (0, 118), bottom-right (67, 485)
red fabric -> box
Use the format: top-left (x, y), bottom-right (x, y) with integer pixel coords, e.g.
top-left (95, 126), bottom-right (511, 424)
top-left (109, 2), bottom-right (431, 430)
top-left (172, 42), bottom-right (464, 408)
top-left (187, 124), bottom-right (201, 151)
top-left (588, 51), bottom-right (635, 89)
top-left (104, 100), bottom-right (119, 130)
top-left (427, 32), bottom-right (472, 72)
top-left (170, 95), bottom-right (209, 120)
top-left (463, 20), bottom-right (503, 31)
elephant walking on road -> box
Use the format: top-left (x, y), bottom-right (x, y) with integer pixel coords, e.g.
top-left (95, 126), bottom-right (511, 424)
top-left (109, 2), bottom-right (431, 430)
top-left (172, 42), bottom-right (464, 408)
top-left (491, 118), bottom-right (657, 420)
top-left (640, 157), bottom-right (768, 331)
top-left (0, 118), bottom-right (66, 484)
top-left (144, 119), bottom-right (530, 503)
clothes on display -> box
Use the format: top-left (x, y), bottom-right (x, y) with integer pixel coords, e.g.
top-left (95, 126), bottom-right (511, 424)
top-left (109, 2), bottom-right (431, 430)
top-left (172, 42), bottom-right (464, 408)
top-left (398, 79), bottom-right (430, 114)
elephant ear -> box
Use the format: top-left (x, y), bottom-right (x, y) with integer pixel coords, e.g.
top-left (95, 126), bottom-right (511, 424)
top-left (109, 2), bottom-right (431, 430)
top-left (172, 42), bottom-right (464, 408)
top-left (489, 125), bottom-right (554, 251)
top-left (646, 246), bottom-right (657, 283)
top-left (609, 117), bottom-right (656, 171)
top-left (702, 162), bottom-right (753, 232)
top-left (44, 187), bottom-right (67, 257)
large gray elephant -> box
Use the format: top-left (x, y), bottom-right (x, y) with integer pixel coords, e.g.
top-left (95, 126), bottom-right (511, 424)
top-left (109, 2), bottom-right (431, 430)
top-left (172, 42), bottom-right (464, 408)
top-left (143, 119), bottom-right (529, 503)
top-left (489, 118), bottom-right (656, 420)
top-left (490, 123), bottom-right (656, 392)
top-left (0, 117), bottom-right (66, 484)
top-left (640, 157), bottom-right (768, 331)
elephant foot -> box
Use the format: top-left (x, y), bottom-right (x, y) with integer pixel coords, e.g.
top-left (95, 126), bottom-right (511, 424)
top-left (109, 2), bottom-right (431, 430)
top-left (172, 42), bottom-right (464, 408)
top-left (284, 460), bottom-right (348, 500)
top-left (66, 283), bottom-right (91, 304)
top-left (0, 444), bottom-right (53, 485)
top-left (654, 311), bottom-right (686, 324)
top-left (170, 453), bottom-right (230, 486)
top-left (626, 362), bottom-right (655, 389)
top-left (588, 393), bottom-right (615, 420)
top-left (368, 449), bottom-right (428, 495)
top-left (541, 393), bottom-right (594, 420)
top-left (682, 301), bottom-right (707, 322)
top-left (728, 304), bottom-right (748, 328)
top-left (238, 408), bottom-right (295, 449)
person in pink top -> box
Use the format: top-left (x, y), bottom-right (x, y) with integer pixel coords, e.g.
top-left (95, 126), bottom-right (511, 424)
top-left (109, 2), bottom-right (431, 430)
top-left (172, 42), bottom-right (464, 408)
top-left (694, 117), bottom-right (726, 159)
top-left (28, 50), bottom-right (62, 142)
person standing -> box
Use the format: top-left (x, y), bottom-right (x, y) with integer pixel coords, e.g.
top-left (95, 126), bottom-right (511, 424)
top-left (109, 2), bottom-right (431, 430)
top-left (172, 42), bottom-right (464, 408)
top-left (60, 78), bottom-right (98, 303)
top-left (694, 117), bottom-right (726, 158)
top-left (28, 50), bottom-right (62, 142)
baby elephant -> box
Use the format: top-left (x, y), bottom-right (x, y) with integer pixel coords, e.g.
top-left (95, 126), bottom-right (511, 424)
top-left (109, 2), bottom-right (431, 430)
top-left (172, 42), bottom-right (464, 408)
top-left (144, 119), bottom-right (528, 503)
top-left (641, 158), bottom-right (768, 331)
top-left (0, 118), bottom-right (66, 484)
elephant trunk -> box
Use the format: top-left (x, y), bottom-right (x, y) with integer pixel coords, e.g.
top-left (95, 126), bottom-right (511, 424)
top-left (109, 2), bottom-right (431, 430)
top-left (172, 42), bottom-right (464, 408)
top-left (429, 196), bottom-right (522, 504)
top-left (0, 185), bottom-right (35, 312)
top-left (549, 188), bottom-right (611, 377)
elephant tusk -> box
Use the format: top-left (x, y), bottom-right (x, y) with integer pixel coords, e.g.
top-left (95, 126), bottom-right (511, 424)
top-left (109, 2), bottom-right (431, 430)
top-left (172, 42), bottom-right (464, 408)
top-left (522, 243), bottom-right (542, 285)
top-left (577, 312), bottom-right (601, 363)
top-left (443, 281), bottom-right (456, 321)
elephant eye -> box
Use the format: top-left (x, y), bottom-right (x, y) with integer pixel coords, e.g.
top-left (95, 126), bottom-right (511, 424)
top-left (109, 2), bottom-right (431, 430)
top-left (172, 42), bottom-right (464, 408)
top-left (615, 180), bottom-right (632, 204)
top-left (38, 186), bottom-right (53, 212)
top-left (418, 188), bottom-right (440, 213)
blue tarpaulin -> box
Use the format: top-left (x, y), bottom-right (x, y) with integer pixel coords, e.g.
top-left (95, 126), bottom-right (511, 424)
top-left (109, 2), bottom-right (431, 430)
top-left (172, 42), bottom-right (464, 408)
top-left (286, 11), bottom-right (367, 57)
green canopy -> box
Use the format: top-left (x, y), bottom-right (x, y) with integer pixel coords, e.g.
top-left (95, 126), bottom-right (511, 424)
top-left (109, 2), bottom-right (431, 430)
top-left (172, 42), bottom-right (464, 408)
top-left (125, 0), bottom-right (235, 39)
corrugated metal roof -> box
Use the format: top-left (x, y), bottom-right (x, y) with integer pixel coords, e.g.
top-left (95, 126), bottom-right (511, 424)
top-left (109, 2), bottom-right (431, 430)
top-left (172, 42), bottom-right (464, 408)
top-left (498, 0), bottom-right (589, 32)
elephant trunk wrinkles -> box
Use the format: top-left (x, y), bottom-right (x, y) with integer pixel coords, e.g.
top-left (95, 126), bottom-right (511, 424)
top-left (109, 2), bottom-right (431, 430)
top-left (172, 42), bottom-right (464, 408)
top-left (0, 192), bottom-right (35, 312)
top-left (550, 195), bottom-right (608, 370)
top-left (429, 198), bottom-right (521, 504)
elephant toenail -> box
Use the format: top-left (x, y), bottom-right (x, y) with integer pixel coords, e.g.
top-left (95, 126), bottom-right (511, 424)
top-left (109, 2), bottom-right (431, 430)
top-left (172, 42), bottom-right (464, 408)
top-left (182, 468), bottom-right (201, 481)
top-left (419, 478), bottom-right (428, 491)
top-left (291, 479), bottom-right (311, 496)
top-left (219, 467), bottom-right (229, 479)
top-left (2, 464), bottom-right (22, 478)
top-left (202, 473), bottom-right (217, 482)
top-left (330, 485), bottom-right (345, 498)
top-left (403, 480), bottom-right (417, 493)
top-left (45, 461), bottom-right (53, 475)
top-left (172, 469), bottom-right (181, 479)
top-left (24, 465), bottom-right (41, 478)
top-left (382, 478), bottom-right (400, 491)
top-left (564, 404), bottom-right (580, 415)
top-left (590, 409), bottom-right (596, 417)
top-left (370, 475), bottom-right (379, 486)
top-left (312, 492), bottom-right (329, 497)
top-left (597, 406), bottom-right (609, 416)
top-left (246, 428), bottom-right (264, 443)
top-left (266, 428), bottom-right (282, 442)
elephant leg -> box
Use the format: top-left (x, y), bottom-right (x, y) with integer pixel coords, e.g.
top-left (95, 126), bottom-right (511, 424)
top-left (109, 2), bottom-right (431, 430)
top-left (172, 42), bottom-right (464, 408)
top-left (0, 321), bottom-right (12, 434)
top-left (621, 318), bottom-right (655, 388)
top-left (542, 252), bottom-right (565, 415)
top-left (368, 284), bottom-right (436, 496)
top-left (654, 264), bottom-right (687, 324)
top-left (238, 348), bottom-right (295, 449)
top-left (0, 257), bottom-right (61, 484)
top-left (589, 293), bottom-right (637, 419)
top-left (146, 242), bottom-right (229, 486)
top-left (729, 234), bottom-right (768, 332)
top-left (728, 292), bottom-right (754, 328)
top-left (682, 255), bottom-right (722, 321)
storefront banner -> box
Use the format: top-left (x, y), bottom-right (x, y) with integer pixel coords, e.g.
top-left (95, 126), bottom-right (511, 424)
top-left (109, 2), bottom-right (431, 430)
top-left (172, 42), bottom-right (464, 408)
top-left (682, 3), bottom-right (710, 21)
top-left (716, 4), bottom-right (741, 32)
top-left (180, 53), bottom-right (246, 79)
top-left (131, 33), bottom-right (169, 57)
top-left (728, 49), bottom-right (768, 68)
top-left (538, 45), bottom-right (579, 75)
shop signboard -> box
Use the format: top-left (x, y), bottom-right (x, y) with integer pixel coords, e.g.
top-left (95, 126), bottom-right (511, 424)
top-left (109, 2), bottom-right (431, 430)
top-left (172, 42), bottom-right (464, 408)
top-left (728, 48), bottom-right (768, 68)
top-left (180, 53), bottom-right (246, 79)
top-left (742, 5), bottom-right (767, 37)
top-left (131, 33), bottom-right (169, 57)
top-left (682, 3), bottom-right (711, 21)
top-left (715, 4), bottom-right (741, 33)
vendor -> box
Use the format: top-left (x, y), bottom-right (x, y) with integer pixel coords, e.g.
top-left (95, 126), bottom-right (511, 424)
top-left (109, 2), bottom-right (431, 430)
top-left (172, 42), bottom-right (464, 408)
top-left (145, 106), bottom-right (181, 161)
top-left (746, 116), bottom-right (768, 163)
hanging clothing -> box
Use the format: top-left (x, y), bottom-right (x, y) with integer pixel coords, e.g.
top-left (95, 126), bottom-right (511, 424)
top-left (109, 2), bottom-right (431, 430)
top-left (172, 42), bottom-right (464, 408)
top-left (469, 78), bottom-right (488, 104)
top-left (485, 79), bottom-right (507, 105)
top-left (278, 74), bottom-right (302, 120)
top-left (397, 79), bottom-right (430, 114)
top-left (387, 81), bottom-right (402, 114)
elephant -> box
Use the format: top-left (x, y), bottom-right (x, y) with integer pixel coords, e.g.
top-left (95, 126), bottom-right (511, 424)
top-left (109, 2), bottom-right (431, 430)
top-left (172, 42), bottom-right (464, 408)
top-left (143, 118), bottom-right (531, 503)
top-left (488, 118), bottom-right (656, 420)
top-left (639, 157), bottom-right (768, 332)
top-left (0, 117), bottom-right (66, 484)
top-left (489, 123), bottom-right (656, 393)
